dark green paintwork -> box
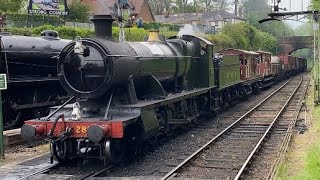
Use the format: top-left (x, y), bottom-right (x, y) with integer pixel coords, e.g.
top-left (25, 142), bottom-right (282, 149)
top-left (219, 55), bottom-right (240, 89)
top-left (140, 58), bottom-right (176, 78)
top-left (135, 75), bottom-right (166, 98)
top-left (140, 110), bottom-right (159, 138)
top-left (186, 42), bottom-right (214, 89)
top-left (140, 57), bottom-right (191, 80)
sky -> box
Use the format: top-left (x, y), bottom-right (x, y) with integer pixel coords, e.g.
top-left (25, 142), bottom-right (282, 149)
top-left (267, 0), bottom-right (311, 28)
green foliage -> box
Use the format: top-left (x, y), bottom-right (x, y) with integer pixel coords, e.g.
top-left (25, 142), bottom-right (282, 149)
top-left (112, 28), bottom-right (147, 41)
top-left (252, 30), bottom-right (277, 52)
top-left (0, 0), bottom-right (24, 12)
top-left (54, 26), bottom-right (95, 39)
top-left (311, 0), bottom-right (320, 10)
top-left (160, 31), bottom-right (178, 38)
top-left (32, 25), bottom-right (57, 35)
top-left (205, 34), bottom-right (235, 52)
top-left (6, 22), bottom-right (276, 52)
top-left (245, 11), bottom-right (294, 38)
top-left (66, 0), bottom-right (91, 23)
top-left (7, 27), bottom-right (32, 36)
top-left (298, 144), bottom-right (320, 179)
top-left (243, 0), bottom-right (294, 38)
top-left (294, 23), bottom-right (313, 36)
top-left (6, 25), bottom-right (154, 41)
top-left (144, 22), bottom-right (181, 31)
top-left (5, 13), bottom-right (63, 28)
top-left (243, 0), bottom-right (269, 13)
top-left (221, 23), bottom-right (253, 49)
top-left (207, 22), bottom-right (276, 52)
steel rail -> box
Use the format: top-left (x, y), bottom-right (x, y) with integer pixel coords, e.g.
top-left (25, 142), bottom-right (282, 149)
top-left (234, 77), bottom-right (302, 180)
top-left (267, 76), bottom-right (308, 179)
top-left (20, 162), bottom-right (59, 180)
top-left (79, 165), bottom-right (114, 180)
top-left (161, 77), bottom-right (294, 180)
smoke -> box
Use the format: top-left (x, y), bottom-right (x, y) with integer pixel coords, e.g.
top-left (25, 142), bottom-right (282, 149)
top-left (177, 24), bottom-right (195, 37)
top-left (177, 24), bottom-right (205, 37)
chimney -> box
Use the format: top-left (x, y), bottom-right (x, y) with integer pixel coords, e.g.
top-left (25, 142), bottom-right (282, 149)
top-left (91, 15), bottom-right (114, 39)
top-left (147, 30), bottom-right (161, 42)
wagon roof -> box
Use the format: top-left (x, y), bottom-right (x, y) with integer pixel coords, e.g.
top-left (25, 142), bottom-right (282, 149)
top-left (222, 48), bottom-right (259, 55)
top-left (256, 50), bottom-right (271, 55)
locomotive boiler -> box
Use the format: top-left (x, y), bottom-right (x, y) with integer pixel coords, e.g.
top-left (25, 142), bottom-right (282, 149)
top-left (0, 31), bottom-right (70, 129)
top-left (58, 17), bottom-right (195, 101)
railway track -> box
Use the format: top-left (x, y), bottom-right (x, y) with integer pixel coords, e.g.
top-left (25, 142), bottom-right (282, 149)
top-left (22, 162), bottom-right (114, 180)
top-left (161, 76), bottom-right (302, 180)
top-left (242, 74), bottom-right (309, 179)
top-left (0, 75), bottom-right (308, 180)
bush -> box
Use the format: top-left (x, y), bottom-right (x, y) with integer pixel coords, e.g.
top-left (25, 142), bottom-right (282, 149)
top-left (6, 25), bottom-right (152, 41)
top-left (7, 27), bottom-right (33, 36)
top-left (144, 22), bottom-right (181, 31)
top-left (205, 34), bottom-right (236, 52)
top-left (5, 13), bottom-right (63, 28)
top-left (160, 31), bottom-right (177, 38)
top-left (112, 27), bottom-right (148, 41)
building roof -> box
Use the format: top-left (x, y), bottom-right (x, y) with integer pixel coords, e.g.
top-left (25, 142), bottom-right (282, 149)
top-left (155, 10), bottom-right (245, 24)
top-left (155, 12), bottom-right (201, 24)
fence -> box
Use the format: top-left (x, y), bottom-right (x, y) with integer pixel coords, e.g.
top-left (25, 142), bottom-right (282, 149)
top-left (193, 24), bottom-right (216, 34)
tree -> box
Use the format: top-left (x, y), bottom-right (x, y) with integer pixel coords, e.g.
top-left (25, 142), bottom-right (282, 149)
top-left (0, 0), bottom-right (24, 12)
top-left (311, 0), bottom-right (320, 10)
top-left (199, 0), bottom-right (214, 11)
top-left (214, 0), bottom-right (230, 10)
top-left (242, 0), bottom-right (294, 38)
top-left (66, 0), bottom-right (91, 22)
top-left (294, 23), bottom-right (313, 36)
top-left (207, 22), bottom-right (277, 52)
top-left (243, 0), bottom-right (269, 14)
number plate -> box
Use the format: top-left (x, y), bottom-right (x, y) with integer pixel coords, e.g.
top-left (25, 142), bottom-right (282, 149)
top-left (75, 126), bottom-right (88, 134)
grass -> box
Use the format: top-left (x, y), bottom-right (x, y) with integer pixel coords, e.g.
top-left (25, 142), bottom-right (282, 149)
top-left (58, 4), bottom-right (65, 11)
top-left (32, 4), bottom-right (40, 10)
top-left (276, 73), bottom-right (320, 179)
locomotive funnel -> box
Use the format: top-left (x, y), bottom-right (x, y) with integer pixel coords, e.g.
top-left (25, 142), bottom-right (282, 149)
top-left (147, 30), bottom-right (161, 42)
top-left (91, 15), bottom-right (114, 39)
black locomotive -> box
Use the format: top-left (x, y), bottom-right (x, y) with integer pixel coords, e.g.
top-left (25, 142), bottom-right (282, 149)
top-left (0, 30), bottom-right (70, 130)
top-left (21, 15), bottom-right (306, 164)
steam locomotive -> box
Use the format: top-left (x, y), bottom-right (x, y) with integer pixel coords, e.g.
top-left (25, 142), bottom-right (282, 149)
top-left (0, 30), bottom-right (70, 130)
top-left (21, 15), bottom-right (307, 164)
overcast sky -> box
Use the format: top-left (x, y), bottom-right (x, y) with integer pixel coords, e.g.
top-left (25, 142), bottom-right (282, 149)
top-left (273, 0), bottom-right (310, 11)
top-left (267, 0), bottom-right (311, 28)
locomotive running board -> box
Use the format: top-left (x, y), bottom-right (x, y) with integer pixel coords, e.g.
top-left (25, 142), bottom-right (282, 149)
top-left (169, 115), bottom-right (199, 125)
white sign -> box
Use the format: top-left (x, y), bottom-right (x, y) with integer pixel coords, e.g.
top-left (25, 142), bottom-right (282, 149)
top-left (0, 74), bottom-right (7, 90)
